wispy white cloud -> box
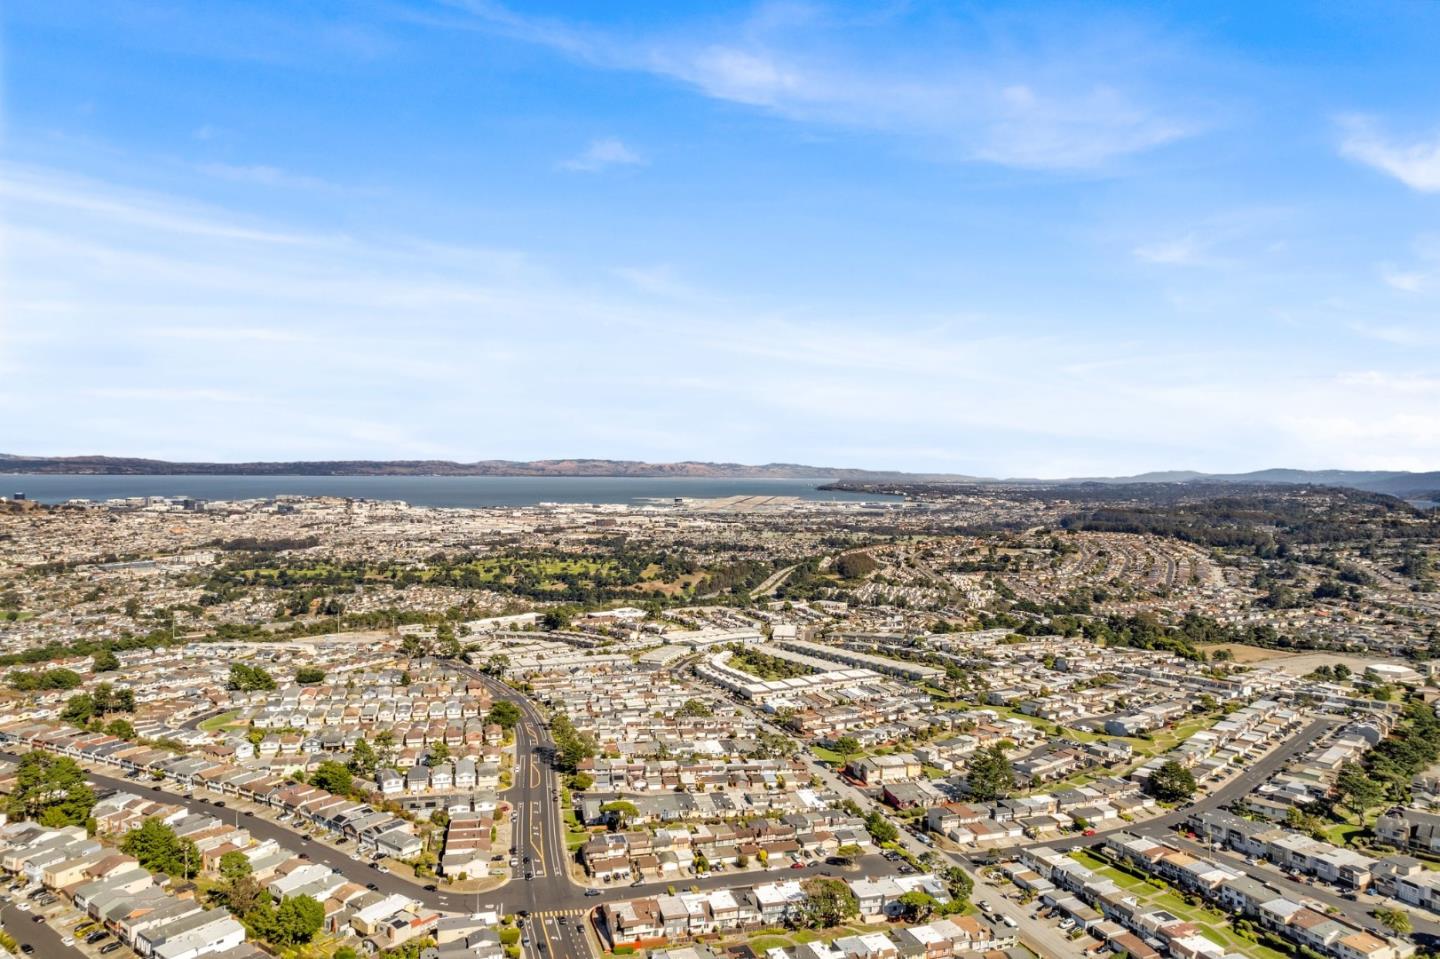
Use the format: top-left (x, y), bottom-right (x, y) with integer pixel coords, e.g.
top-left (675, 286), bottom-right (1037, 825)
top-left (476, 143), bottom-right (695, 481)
top-left (559, 137), bottom-right (646, 172)
top-left (1133, 234), bottom-right (1210, 266)
top-left (444, 1), bottom-right (1203, 170)
top-left (198, 162), bottom-right (335, 190)
top-left (86, 387), bottom-right (255, 403)
top-left (1347, 322), bottom-right (1440, 347)
top-left (612, 264), bottom-right (697, 299)
top-left (1339, 115), bottom-right (1440, 192)
top-left (0, 166), bottom-right (334, 246)
top-left (1335, 371), bottom-right (1440, 394)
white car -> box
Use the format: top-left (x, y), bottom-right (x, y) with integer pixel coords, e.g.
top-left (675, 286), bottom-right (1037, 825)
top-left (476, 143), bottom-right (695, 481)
top-left (17, 902), bottom-right (31, 912)
top-left (61, 936), bottom-right (75, 947)
top-left (1002, 915), bottom-right (1018, 929)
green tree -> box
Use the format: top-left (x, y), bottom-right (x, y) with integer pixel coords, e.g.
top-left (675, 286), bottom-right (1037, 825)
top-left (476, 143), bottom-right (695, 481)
top-left (104, 718), bottom-right (137, 740)
top-left (348, 739), bottom-right (378, 779)
top-left (541, 608), bottom-right (572, 631)
top-left (426, 741), bottom-right (451, 766)
top-left (832, 736), bottom-right (863, 762)
top-left (294, 666), bottom-right (326, 685)
top-left (121, 819), bottom-right (199, 878)
top-left (8, 752), bottom-right (95, 826)
top-left (676, 699), bottom-right (713, 718)
top-left (600, 801), bottom-right (639, 829)
top-left (228, 663), bottom-right (276, 692)
top-left (272, 895), bottom-right (325, 945)
top-left (1372, 906), bottom-right (1411, 936)
top-left (487, 701), bottom-right (523, 729)
top-left (940, 866), bottom-right (974, 908)
top-left (92, 649), bottom-right (121, 672)
top-left (61, 693), bottom-right (97, 726)
top-left (798, 877), bottom-right (859, 928)
top-left (897, 890), bottom-right (938, 922)
top-left (220, 850), bottom-right (253, 883)
top-left (1335, 762), bottom-right (1385, 822)
top-left (966, 745), bottom-right (1016, 801)
top-left (310, 760), bottom-right (354, 795)
top-left (864, 810), bottom-right (899, 845)
top-left (1147, 760), bottom-right (1198, 803)
top-left (7, 668), bottom-right (83, 691)
top-left (374, 729), bottom-right (397, 769)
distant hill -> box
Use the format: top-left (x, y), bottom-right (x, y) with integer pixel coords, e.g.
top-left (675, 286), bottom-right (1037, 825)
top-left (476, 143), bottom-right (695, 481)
top-left (2, 454), bottom-right (1436, 497)
top-left (0, 453), bottom-right (961, 482)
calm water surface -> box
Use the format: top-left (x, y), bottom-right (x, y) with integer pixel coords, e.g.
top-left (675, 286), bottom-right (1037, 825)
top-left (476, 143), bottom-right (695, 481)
top-left (3, 474), bottom-right (896, 507)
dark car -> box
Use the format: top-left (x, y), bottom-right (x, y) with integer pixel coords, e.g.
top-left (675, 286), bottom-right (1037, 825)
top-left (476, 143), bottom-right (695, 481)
top-left (243, 810), bottom-right (254, 817)
top-left (32, 914), bottom-right (45, 923)
top-left (214, 801), bottom-right (226, 808)
top-left (19, 946), bottom-right (33, 955)
top-left (102, 943), bottom-right (125, 955)
top-left (424, 884), bottom-right (437, 892)
top-left (152, 785), bottom-right (162, 792)
top-left (366, 883), bottom-right (378, 891)
top-left (87, 932), bottom-right (109, 944)
top-left (525, 872), bottom-right (534, 881)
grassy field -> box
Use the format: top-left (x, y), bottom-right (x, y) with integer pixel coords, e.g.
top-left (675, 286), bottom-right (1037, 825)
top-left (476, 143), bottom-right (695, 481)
top-left (198, 709), bottom-right (243, 732)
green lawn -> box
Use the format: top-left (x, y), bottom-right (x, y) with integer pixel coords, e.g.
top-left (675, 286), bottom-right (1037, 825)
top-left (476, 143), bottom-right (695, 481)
top-left (198, 710), bottom-right (242, 732)
top-left (1323, 821), bottom-right (1365, 847)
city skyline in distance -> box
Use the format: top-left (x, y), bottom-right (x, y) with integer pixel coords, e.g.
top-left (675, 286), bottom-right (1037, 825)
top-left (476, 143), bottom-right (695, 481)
top-left (3, 2), bottom-right (1440, 475)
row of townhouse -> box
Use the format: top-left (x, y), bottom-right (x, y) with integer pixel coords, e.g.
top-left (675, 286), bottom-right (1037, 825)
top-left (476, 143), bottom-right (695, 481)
top-left (1191, 809), bottom-right (1440, 915)
top-left (576, 782), bottom-right (831, 829)
top-left (375, 758), bottom-right (501, 797)
top-left (925, 777), bottom-right (1157, 847)
top-left (250, 696), bottom-right (497, 731)
top-left (249, 716), bottom-right (505, 754)
top-left (579, 757), bottom-right (811, 794)
top-left (1101, 833), bottom-right (1411, 959)
top-left (580, 812), bottom-right (877, 881)
top-left (649, 915), bottom-right (1019, 959)
top-left (602, 873), bottom-right (954, 946)
top-left (1129, 701), bottom-right (1308, 795)
top-left (0, 821), bottom-right (255, 959)
top-left (0, 722), bottom-right (425, 860)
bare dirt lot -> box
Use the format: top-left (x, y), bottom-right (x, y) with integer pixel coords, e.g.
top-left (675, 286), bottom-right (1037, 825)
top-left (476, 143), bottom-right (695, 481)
top-left (1203, 643), bottom-right (1393, 676)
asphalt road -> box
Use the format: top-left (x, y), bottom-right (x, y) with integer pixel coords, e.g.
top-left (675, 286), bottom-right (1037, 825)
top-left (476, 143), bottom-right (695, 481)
top-left (0, 892), bottom-right (88, 958)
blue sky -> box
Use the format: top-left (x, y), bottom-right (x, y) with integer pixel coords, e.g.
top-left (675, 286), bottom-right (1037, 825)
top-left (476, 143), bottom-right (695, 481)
top-left (2, 1), bottom-right (1439, 476)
